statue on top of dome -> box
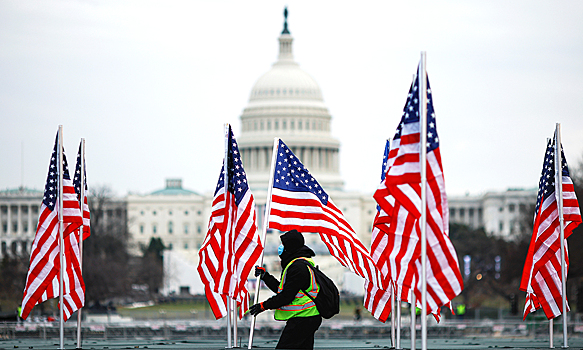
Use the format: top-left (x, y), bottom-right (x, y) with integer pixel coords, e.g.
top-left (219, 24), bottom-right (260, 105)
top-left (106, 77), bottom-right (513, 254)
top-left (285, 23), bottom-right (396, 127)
top-left (282, 7), bottom-right (290, 35)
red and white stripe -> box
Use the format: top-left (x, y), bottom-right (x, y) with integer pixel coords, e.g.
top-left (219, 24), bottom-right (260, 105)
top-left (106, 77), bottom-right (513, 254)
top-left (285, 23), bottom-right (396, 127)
top-left (521, 175), bottom-right (581, 319)
top-left (371, 106), bottom-right (462, 318)
top-left (269, 187), bottom-right (385, 291)
top-left (21, 177), bottom-right (83, 321)
top-left (197, 178), bottom-right (262, 319)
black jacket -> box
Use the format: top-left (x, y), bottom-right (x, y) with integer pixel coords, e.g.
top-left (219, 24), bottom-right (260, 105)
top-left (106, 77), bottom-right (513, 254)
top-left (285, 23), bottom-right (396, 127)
top-left (261, 246), bottom-right (316, 311)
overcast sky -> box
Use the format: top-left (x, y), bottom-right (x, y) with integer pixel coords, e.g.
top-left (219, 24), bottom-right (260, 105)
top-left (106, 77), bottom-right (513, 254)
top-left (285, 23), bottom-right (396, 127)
top-left (1, 1), bottom-right (582, 198)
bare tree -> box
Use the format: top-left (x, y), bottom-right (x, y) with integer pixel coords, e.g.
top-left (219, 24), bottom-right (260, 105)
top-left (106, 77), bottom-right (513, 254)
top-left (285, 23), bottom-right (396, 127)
top-left (82, 185), bottom-right (130, 304)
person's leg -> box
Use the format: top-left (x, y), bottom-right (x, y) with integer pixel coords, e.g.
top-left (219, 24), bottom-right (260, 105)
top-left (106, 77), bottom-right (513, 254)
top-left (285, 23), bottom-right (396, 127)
top-left (276, 316), bottom-right (322, 349)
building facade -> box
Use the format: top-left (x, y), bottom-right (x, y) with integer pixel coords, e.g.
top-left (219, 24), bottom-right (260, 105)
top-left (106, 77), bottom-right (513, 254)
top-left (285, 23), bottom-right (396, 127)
top-left (449, 188), bottom-right (537, 239)
top-left (0, 187), bottom-right (41, 259)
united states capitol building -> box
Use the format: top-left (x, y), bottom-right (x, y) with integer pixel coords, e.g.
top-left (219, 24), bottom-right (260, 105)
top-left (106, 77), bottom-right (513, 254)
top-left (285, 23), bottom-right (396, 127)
top-left (0, 11), bottom-right (536, 297)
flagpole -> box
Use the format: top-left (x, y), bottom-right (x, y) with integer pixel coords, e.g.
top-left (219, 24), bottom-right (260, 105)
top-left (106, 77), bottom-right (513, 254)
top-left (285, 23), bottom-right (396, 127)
top-left (410, 291), bottom-right (416, 350)
top-left (550, 318), bottom-right (554, 349)
top-left (554, 123), bottom-right (567, 348)
top-left (223, 124), bottom-right (232, 349)
top-left (396, 290), bottom-right (401, 350)
top-left (233, 302), bottom-right (238, 348)
top-left (76, 138), bottom-right (86, 350)
top-left (419, 51), bottom-right (428, 350)
top-left (248, 137), bottom-right (279, 350)
top-left (391, 282), bottom-right (395, 349)
top-left (57, 125), bottom-right (65, 350)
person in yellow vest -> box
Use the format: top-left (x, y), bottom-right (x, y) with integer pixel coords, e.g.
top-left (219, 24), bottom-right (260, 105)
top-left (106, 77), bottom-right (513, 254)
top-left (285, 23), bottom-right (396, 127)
top-left (249, 229), bottom-right (322, 349)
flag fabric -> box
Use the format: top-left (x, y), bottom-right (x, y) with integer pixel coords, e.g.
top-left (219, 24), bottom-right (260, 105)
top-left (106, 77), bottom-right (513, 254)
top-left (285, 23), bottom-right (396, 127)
top-left (197, 126), bottom-right (262, 320)
top-left (373, 69), bottom-right (463, 318)
top-left (21, 133), bottom-right (84, 321)
top-left (520, 137), bottom-right (581, 320)
top-left (73, 142), bottom-right (91, 240)
top-left (364, 140), bottom-right (395, 322)
top-left (268, 139), bottom-right (385, 291)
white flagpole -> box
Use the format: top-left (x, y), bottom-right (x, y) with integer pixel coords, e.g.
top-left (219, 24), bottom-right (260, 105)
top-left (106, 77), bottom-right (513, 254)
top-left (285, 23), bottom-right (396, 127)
top-left (57, 125), bottom-right (65, 350)
top-left (391, 282), bottom-right (395, 349)
top-left (248, 137), bottom-right (279, 349)
top-left (223, 124), bottom-right (232, 349)
top-left (554, 123), bottom-right (568, 348)
top-left (410, 291), bottom-right (416, 350)
top-left (549, 318), bottom-right (554, 349)
top-left (233, 302), bottom-right (238, 347)
top-left (76, 138), bottom-right (86, 349)
top-left (419, 51), bottom-right (428, 350)
top-left (396, 291), bottom-right (401, 350)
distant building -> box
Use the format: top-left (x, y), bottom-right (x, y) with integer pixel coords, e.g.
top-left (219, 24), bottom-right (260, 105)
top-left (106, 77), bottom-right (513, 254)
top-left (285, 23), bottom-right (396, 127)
top-left (126, 178), bottom-right (211, 255)
top-left (0, 187), bottom-right (42, 258)
top-left (449, 188), bottom-right (537, 239)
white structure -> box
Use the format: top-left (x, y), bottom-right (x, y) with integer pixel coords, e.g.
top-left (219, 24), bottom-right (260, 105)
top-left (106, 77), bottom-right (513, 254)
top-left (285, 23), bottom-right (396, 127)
top-left (235, 10), bottom-right (376, 295)
top-left (449, 188), bottom-right (537, 240)
top-left (126, 179), bottom-right (211, 254)
top-left (0, 187), bottom-right (41, 258)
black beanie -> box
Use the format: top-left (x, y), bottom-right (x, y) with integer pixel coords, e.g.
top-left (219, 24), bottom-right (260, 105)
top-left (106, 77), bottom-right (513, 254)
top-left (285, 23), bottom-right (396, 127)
top-left (280, 229), bottom-right (304, 254)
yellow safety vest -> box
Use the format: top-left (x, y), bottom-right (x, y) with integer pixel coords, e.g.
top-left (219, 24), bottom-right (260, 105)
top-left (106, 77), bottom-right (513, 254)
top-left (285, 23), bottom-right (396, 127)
top-left (274, 257), bottom-right (320, 321)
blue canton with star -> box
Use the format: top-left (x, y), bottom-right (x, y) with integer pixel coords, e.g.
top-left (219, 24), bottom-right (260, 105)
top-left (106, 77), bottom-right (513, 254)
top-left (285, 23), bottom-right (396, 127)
top-left (214, 127), bottom-right (249, 206)
top-left (535, 138), bottom-right (571, 215)
top-left (393, 69), bottom-right (439, 153)
top-left (43, 134), bottom-right (72, 210)
top-left (73, 143), bottom-right (88, 200)
top-left (273, 140), bottom-right (328, 205)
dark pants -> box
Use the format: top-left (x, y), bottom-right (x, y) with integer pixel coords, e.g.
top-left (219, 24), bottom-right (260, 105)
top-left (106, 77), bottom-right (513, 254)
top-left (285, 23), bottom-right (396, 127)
top-left (276, 315), bottom-right (322, 349)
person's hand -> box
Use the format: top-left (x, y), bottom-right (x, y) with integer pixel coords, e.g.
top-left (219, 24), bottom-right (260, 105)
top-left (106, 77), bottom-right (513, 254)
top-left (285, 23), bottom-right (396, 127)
top-left (255, 266), bottom-right (266, 278)
top-left (249, 303), bottom-right (265, 316)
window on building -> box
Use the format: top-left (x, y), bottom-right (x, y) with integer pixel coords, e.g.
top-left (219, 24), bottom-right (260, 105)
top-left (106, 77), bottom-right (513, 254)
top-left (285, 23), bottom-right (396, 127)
top-left (169, 210), bottom-right (173, 215)
top-left (2, 223), bottom-right (6, 233)
top-left (459, 208), bottom-right (465, 218)
top-left (299, 120), bottom-right (303, 130)
top-left (168, 243), bottom-right (173, 250)
top-left (197, 224), bottom-right (202, 234)
top-left (12, 223), bottom-right (17, 232)
top-left (168, 221), bottom-right (173, 234)
top-left (499, 221), bottom-right (504, 232)
top-left (184, 243), bottom-right (188, 250)
top-left (519, 204), bottom-right (527, 213)
top-left (32, 206), bottom-right (39, 214)
top-left (141, 211), bottom-right (144, 215)
top-left (283, 120), bottom-right (287, 130)
top-left (140, 225), bottom-right (144, 234)
top-left (275, 120), bottom-right (279, 130)
top-left (499, 207), bottom-right (503, 212)
top-left (450, 208), bottom-right (456, 217)
top-left (153, 211), bottom-right (157, 216)
top-left (469, 208), bottom-right (474, 218)
top-left (184, 224), bottom-right (189, 234)
top-left (267, 120), bottom-right (271, 130)
top-left (197, 210), bottom-right (202, 216)
top-left (185, 210), bottom-right (189, 215)
top-left (508, 204), bottom-right (515, 212)
top-left (153, 224), bottom-right (157, 234)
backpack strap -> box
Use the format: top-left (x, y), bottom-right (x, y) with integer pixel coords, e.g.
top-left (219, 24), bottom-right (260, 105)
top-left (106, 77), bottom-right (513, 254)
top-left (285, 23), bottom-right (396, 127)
top-left (295, 258), bottom-right (317, 302)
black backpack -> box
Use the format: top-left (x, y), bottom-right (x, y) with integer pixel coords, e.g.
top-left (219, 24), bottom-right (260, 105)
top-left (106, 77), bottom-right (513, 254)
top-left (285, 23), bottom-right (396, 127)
top-left (298, 259), bottom-right (340, 319)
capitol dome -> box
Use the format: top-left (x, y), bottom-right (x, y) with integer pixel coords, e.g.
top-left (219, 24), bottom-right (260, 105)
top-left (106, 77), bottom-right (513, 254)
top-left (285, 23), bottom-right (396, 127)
top-left (238, 9), bottom-right (344, 191)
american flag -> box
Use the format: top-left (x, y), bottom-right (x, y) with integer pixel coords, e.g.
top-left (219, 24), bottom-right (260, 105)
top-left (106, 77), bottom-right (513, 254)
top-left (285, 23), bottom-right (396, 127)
top-left (364, 140), bottom-right (394, 322)
top-left (268, 139), bottom-right (384, 290)
top-left (373, 69), bottom-right (463, 318)
top-left (21, 133), bottom-right (84, 321)
top-left (73, 142), bottom-right (90, 240)
top-left (520, 137), bottom-right (581, 320)
top-left (197, 126), bottom-right (262, 319)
